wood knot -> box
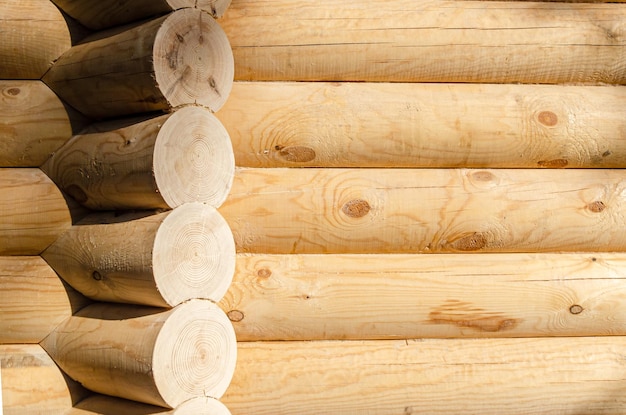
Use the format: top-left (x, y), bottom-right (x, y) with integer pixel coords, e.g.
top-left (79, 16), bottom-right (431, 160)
top-left (451, 232), bottom-right (487, 251)
top-left (537, 159), bottom-right (568, 168)
top-left (276, 145), bottom-right (316, 163)
top-left (6, 87), bottom-right (20, 96)
top-left (569, 305), bottom-right (583, 315)
top-left (587, 201), bottom-right (606, 213)
top-left (342, 199), bottom-right (371, 218)
top-left (471, 171), bottom-right (495, 182)
top-left (92, 271), bottom-right (102, 281)
top-left (257, 268), bottom-right (272, 278)
top-left (537, 111), bottom-right (558, 127)
top-left (227, 310), bottom-right (244, 322)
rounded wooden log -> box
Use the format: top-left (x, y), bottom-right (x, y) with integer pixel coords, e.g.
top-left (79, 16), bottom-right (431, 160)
top-left (0, 256), bottom-right (89, 344)
top-left (221, 0), bottom-right (626, 84)
top-left (0, 81), bottom-right (75, 167)
top-left (69, 395), bottom-right (231, 415)
top-left (223, 253), bottom-right (626, 340)
top-left (42, 107), bottom-right (234, 210)
top-left (0, 0), bottom-right (72, 79)
top-left (42, 203), bottom-right (235, 307)
top-left (223, 338), bottom-right (626, 415)
top-left (220, 168), bottom-right (626, 254)
top-left (52, 0), bottom-right (232, 30)
top-left (218, 82), bottom-right (626, 168)
top-left (43, 9), bottom-right (234, 119)
top-left (0, 168), bottom-right (72, 255)
top-left (41, 300), bottom-right (237, 408)
top-left (1, 344), bottom-right (85, 415)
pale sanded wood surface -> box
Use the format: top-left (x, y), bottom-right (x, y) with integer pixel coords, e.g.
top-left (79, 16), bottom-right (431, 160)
top-left (0, 81), bottom-right (74, 167)
top-left (42, 107), bottom-right (234, 210)
top-left (0, 256), bottom-right (88, 344)
top-left (41, 300), bottom-right (237, 408)
top-left (218, 82), bottom-right (626, 168)
top-left (220, 168), bottom-right (626, 254)
top-left (43, 9), bottom-right (233, 119)
top-left (221, 0), bottom-right (626, 84)
top-left (68, 395), bottom-right (231, 415)
top-left (0, 168), bottom-right (71, 255)
top-left (1, 344), bottom-right (85, 415)
top-left (51, 0), bottom-right (232, 30)
top-left (42, 204), bottom-right (235, 307)
top-left (223, 337), bottom-right (626, 415)
top-left (222, 253), bottom-right (626, 340)
top-left (0, 0), bottom-right (71, 79)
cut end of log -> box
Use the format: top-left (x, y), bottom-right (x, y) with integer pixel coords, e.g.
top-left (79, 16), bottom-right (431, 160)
top-left (154, 203), bottom-right (236, 306)
top-left (154, 107), bottom-right (235, 209)
top-left (153, 299), bottom-right (237, 407)
top-left (154, 9), bottom-right (234, 112)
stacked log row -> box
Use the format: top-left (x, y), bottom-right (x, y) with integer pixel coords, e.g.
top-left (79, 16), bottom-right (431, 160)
top-left (213, 0), bottom-right (626, 413)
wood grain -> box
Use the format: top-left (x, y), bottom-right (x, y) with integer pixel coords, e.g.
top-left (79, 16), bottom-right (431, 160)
top-left (218, 82), bottom-right (626, 168)
top-left (223, 337), bottom-right (626, 415)
top-left (220, 168), bottom-right (626, 254)
top-left (221, 0), bottom-right (626, 84)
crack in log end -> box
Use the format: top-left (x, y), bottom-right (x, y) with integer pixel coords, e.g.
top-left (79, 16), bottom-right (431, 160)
top-left (227, 310), bottom-right (244, 322)
top-left (587, 201), bottom-right (606, 213)
top-left (257, 268), bottom-right (272, 278)
top-left (208, 76), bottom-right (221, 97)
top-left (277, 145), bottom-right (317, 163)
top-left (342, 199), bottom-right (371, 218)
top-left (429, 301), bottom-right (519, 333)
top-left (450, 232), bottom-right (487, 252)
top-left (537, 159), bottom-right (568, 168)
top-left (537, 111), bottom-right (558, 127)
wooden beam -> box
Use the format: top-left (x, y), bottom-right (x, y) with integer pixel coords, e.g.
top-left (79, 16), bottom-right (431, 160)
top-left (221, 0), bottom-right (626, 84)
top-left (51, 0), bottom-right (232, 30)
top-left (42, 203), bottom-right (235, 307)
top-left (223, 338), bottom-right (626, 414)
top-left (0, 256), bottom-right (88, 344)
top-left (217, 82), bottom-right (626, 168)
top-left (41, 300), bottom-right (237, 408)
top-left (43, 9), bottom-right (233, 119)
top-left (69, 395), bottom-right (231, 415)
top-left (0, 0), bottom-right (71, 79)
top-left (220, 168), bottom-right (626, 254)
top-left (1, 344), bottom-right (85, 415)
top-left (222, 253), bottom-right (626, 340)
top-left (0, 169), bottom-right (72, 255)
top-left (42, 107), bottom-right (234, 210)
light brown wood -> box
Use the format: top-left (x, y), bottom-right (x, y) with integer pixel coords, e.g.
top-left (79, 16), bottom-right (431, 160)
top-left (42, 107), bottom-right (234, 210)
top-left (222, 253), bottom-right (626, 340)
top-left (224, 337), bottom-right (626, 415)
top-left (0, 169), bottom-right (71, 255)
top-left (0, 256), bottom-right (88, 344)
top-left (43, 9), bottom-right (233, 119)
top-left (1, 344), bottom-right (85, 415)
top-left (42, 300), bottom-right (237, 408)
top-left (220, 168), bottom-right (626, 254)
top-left (42, 203), bottom-right (235, 307)
top-left (0, 81), bottom-right (74, 167)
top-left (51, 0), bottom-right (232, 30)
top-left (221, 0), bottom-right (626, 84)
top-left (218, 82), bottom-right (626, 168)
top-left (0, 0), bottom-right (72, 79)
top-left (69, 395), bottom-right (231, 415)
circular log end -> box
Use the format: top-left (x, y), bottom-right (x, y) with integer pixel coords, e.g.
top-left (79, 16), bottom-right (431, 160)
top-left (174, 397), bottom-right (232, 415)
top-left (154, 203), bottom-right (236, 306)
top-left (154, 107), bottom-right (235, 208)
top-left (154, 9), bottom-right (234, 111)
top-left (153, 300), bottom-right (237, 407)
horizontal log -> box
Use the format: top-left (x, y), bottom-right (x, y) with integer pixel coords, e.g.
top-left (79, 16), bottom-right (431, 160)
top-left (223, 337), bottom-right (626, 415)
top-left (51, 0), bottom-right (231, 30)
top-left (220, 168), bottom-right (626, 254)
top-left (42, 107), bottom-right (234, 210)
top-left (1, 344), bottom-right (85, 415)
top-left (0, 169), bottom-right (72, 255)
top-left (222, 253), bottom-right (626, 340)
top-left (217, 82), bottom-right (626, 168)
top-left (0, 256), bottom-right (89, 344)
top-left (41, 300), bottom-right (237, 408)
top-left (42, 203), bottom-right (235, 307)
top-left (43, 9), bottom-right (233, 119)
top-left (221, 0), bottom-right (626, 84)
top-left (0, 0), bottom-right (72, 79)
top-left (69, 395), bottom-right (231, 415)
